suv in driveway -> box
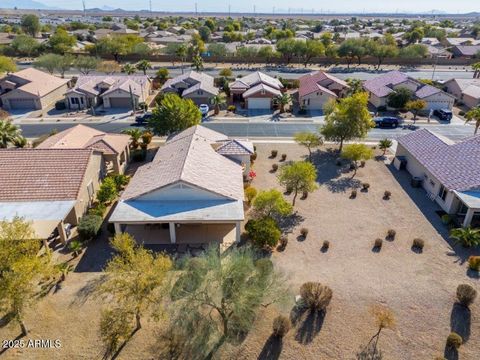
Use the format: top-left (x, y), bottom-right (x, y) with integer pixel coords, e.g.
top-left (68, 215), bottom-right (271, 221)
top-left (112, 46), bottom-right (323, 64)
top-left (374, 116), bottom-right (399, 128)
top-left (433, 109), bottom-right (453, 122)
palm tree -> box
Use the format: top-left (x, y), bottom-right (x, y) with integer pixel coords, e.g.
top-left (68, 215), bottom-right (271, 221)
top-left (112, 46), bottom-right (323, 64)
top-left (176, 44), bottom-right (188, 74)
top-left (122, 128), bottom-right (143, 149)
top-left (450, 227), bottom-right (480, 248)
top-left (0, 120), bottom-right (21, 148)
top-left (378, 138), bottom-right (393, 156)
top-left (122, 63), bottom-right (136, 75)
top-left (465, 107), bottom-right (480, 135)
top-left (12, 135), bottom-right (27, 148)
top-left (191, 54), bottom-right (204, 71)
top-left (276, 93), bottom-right (291, 113)
top-left (211, 95), bottom-right (226, 115)
top-left (136, 60), bottom-right (151, 75)
top-left (473, 62), bottom-right (480, 79)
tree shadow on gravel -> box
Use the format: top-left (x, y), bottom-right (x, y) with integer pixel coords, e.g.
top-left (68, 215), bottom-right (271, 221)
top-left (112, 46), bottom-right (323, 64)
top-left (257, 335), bottom-right (283, 360)
top-left (450, 303), bottom-right (471, 342)
top-left (290, 305), bottom-right (326, 345)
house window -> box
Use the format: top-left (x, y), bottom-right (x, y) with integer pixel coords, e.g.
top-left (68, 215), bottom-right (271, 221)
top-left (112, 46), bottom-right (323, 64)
top-left (87, 181), bottom-right (94, 200)
top-left (198, 90), bottom-right (203, 95)
top-left (80, 97), bottom-right (84, 105)
top-left (438, 185), bottom-right (448, 201)
top-left (71, 97), bottom-right (80, 105)
top-left (261, 89), bottom-right (265, 95)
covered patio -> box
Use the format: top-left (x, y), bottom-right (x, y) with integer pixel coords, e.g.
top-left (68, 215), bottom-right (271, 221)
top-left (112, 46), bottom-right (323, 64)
top-left (453, 190), bottom-right (480, 227)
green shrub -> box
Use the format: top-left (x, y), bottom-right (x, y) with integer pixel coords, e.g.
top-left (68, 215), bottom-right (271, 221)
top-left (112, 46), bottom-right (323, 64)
top-left (412, 238), bottom-right (424, 250)
top-left (111, 174), bottom-right (130, 191)
top-left (272, 315), bottom-right (291, 337)
top-left (350, 189), bottom-right (357, 198)
top-left (300, 282), bottom-right (333, 311)
top-left (245, 217), bottom-right (281, 249)
top-left (271, 163), bottom-right (278, 172)
top-left (68, 240), bottom-right (83, 257)
top-left (446, 332), bottom-right (462, 349)
top-left (244, 186), bottom-right (258, 204)
top-left (131, 149), bottom-right (146, 162)
top-left (374, 238), bottom-right (383, 249)
top-left (278, 236), bottom-right (288, 251)
top-left (97, 177), bottom-right (118, 205)
top-left (88, 203), bottom-right (106, 217)
top-left (322, 240), bottom-right (330, 250)
top-left (456, 284), bottom-right (477, 307)
top-left (362, 183), bottom-right (370, 191)
top-left (281, 154), bottom-right (287, 161)
top-left (77, 215), bottom-right (103, 241)
top-left (387, 229), bottom-right (396, 240)
top-left (227, 105), bottom-right (236, 112)
top-left (271, 150), bottom-right (278, 158)
top-left (360, 160), bottom-right (366, 167)
top-left (384, 190), bottom-right (392, 199)
top-left (300, 228), bottom-right (309, 238)
top-left (468, 256), bottom-right (480, 271)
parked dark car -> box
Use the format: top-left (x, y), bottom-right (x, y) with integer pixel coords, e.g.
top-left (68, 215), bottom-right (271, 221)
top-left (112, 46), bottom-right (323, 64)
top-left (374, 117), bottom-right (399, 128)
top-left (135, 112), bottom-right (152, 125)
top-left (433, 109), bottom-right (453, 122)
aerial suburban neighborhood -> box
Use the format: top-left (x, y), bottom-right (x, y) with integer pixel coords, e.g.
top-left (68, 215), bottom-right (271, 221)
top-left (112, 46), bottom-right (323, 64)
top-left (0, 2), bottom-right (480, 360)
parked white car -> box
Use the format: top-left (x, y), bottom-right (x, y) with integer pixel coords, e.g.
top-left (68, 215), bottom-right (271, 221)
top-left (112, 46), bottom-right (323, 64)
top-left (199, 104), bottom-right (209, 117)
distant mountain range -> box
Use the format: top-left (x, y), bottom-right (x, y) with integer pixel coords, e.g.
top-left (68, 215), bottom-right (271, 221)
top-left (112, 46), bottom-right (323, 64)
top-left (1, 0), bottom-right (59, 10)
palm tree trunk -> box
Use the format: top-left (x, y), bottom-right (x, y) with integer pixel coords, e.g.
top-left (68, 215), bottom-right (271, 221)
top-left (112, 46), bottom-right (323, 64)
top-left (292, 189), bottom-right (298, 206)
top-left (135, 312), bottom-right (141, 331)
top-left (19, 320), bottom-right (28, 336)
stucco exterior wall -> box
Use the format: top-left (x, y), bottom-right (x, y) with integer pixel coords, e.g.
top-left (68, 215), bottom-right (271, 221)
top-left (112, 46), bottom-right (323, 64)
top-left (300, 92), bottom-right (335, 110)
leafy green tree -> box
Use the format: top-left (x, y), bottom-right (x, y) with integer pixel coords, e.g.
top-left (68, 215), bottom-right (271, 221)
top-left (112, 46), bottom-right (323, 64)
top-left (236, 46), bottom-right (258, 65)
top-left (367, 40), bottom-right (398, 70)
top-left (404, 27), bottom-right (424, 44)
top-left (387, 87), bottom-right (413, 109)
top-left (97, 60), bottom-right (121, 74)
top-left (378, 138), bottom-right (393, 156)
top-left (252, 189), bottom-right (293, 219)
top-left (0, 56), bottom-right (16, 75)
top-left (405, 99), bottom-right (427, 120)
top-left (198, 26), bottom-right (211, 42)
top-left (258, 45), bottom-right (279, 66)
top-left (276, 38), bottom-right (298, 64)
top-left (298, 40), bottom-right (325, 67)
top-left (122, 63), bottom-right (136, 75)
top-left (294, 132), bottom-right (323, 161)
top-left (341, 144), bottom-right (374, 177)
top-left (245, 217), bottom-right (282, 248)
top-left (207, 43), bottom-right (227, 57)
top-left (0, 120), bottom-right (22, 148)
top-left (97, 177), bottom-right (118, 204)
top-left (100, 307), bottom-right (135, 359)
top-left (320, 32), bottom-right (333, 47)
top-left (320, 92), bottom-right (374, 151)
top-left (73, 56), bottom-right (99, 75)
top-left (136, 59), bottom-right (151, 75)
top-left (93, 35), bottom-right (144, 62)
top-left (10, 35), bottom-right (41, 57)
top-left (48, 28), bottom-right (76, 54)
top-left (175, 44), bottom-right (188, 74)
top-left (472, 62), bottom-right (480, 79)
top-left (191, 54), bottom-right (204, 71)
top-left (149, 93), bottom-right (201, 136)
top-left (338, 39), bottom-right (366, 68)
top-left (34, 53), bottom-right (62, 74)
top-left (450, 227), bottom-right (480, 247)
top-left (156, 68), bottom-right (169, 82)
top-left (465, 107), bottom-right (480, 134)
top-left (218, 68), bottom-right (233, 77)
top-left (399, 44), bottom-right (428, 59)
top-left (346, 78), bottom-right (363, 95)
top-left (122, 128), bottom-right (143, 149)
top-left (21, 14), bottom-right (40, 37)
top-left (12, 135), bottom-right (27, 148)
top-left (168, 246), bottom-right (286, 359)
top-left (278, 161), bottom-right (318, 205)
top-left (204, 18), bottom-right (216, 31)
top-left (0, 217), bottom-right (54, 335)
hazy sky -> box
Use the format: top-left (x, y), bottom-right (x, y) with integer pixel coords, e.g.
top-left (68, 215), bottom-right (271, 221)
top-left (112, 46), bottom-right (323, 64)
top-left (39, 0), bottom-right (479, 13)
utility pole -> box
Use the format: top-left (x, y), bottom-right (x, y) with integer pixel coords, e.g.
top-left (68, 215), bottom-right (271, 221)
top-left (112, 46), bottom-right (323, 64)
top-left (149, 0), bottom-right (152, 15)
top-left (82, 0), bottom-right (86, 17)
top-left (253, 5), bottom-right (256, 16)
top-left (272, 6), bottom-right (275, 15)
top-left (195, 2), bottom-right (198, 16)
top-left (228, 4), bottom-right (231, 17)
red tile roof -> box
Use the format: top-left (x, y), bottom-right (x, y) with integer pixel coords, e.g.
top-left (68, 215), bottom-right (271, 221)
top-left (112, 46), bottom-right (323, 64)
top-left (0, 149), bottom-right (95, 201)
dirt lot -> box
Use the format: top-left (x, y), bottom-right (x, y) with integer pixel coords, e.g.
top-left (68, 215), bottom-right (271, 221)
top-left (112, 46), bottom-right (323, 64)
top-left (0, 143), bottom-right (478, 360)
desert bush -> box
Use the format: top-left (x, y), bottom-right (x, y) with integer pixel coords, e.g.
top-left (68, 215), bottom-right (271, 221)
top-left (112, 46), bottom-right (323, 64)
top-left (111, 174), bottom-right (130, 191)
top-left (68, 240), bottom-right (83, 257)
top-left (300, 282), bottom-right (333, 311)
top-left (245, 217), bottom-right (281, 249)
top-left (227, 105), bottom-right (236, 112)
top-left (286, 185), bottom-right (293, 194)
top-left (300, 228), bottom-right (309, 238)
top-left (384, 190), bottom-right (392, 200)
top-left (272, 163), bottom-right (278, 172)
top-left (88, 203), bottom-right (106, 217)
top-left (360, 160), bottom-right (366, 167)
top-left (78, 215), bottom-right (103, 241)
top-left (272, 315), bottom-right (291, 337)
top-left (322, 240), bottom-right (330, 250)
top-left (271, 150), bottom-right (278, 158)
top-left (362, 183), bottom-right (370, 191)
top-left (446, 332), bottom-right (462, 349)
top-left (278, 236), bottom-right (288, 251)
top-left (412, 238), bottom-right (424, 250)
top-left (350, 190), bottom-right (357, 199)
top-left (281, 154), bottom-right (287, 161)
top-left (386, 229), bottom-right (396, 240)
top-left (468, 256), bottom-right (480, 271)
top-left (97, 177), bottom-right (118, 204)
top-left (244, 186), bottom-right (257, 204)
top-left (302, 190), bottom-right (308, 199)
top-left (250, 152), bottom-right (257, 162)
top-left (374, 238), bottom-right (383, 249)
top-left (456, 284), bottom-right (477, 307)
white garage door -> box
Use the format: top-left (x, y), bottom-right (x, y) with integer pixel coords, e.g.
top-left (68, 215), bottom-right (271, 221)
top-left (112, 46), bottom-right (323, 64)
top-left (427, 101), bottom-right (453, 111)
top-left (247, 98), bottom-right (271, 109)
top-left (8, 98), bottom-right (36, 109)
top-left (109, 97), bottom-right (132, 108)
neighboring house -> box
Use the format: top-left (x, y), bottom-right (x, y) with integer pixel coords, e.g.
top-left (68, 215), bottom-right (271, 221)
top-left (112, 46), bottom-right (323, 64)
top-left (363, 71), bottom-right (455, 111)
top-left (297, 71), bottom-right (350, 111)
top-left (109, 125), bottom-right (253, 248)
top-left (394, 129), bottom-right (480, 227)
top-left (451, 45), bottom-right (480, 58)
top-left (229, 71), bottom-right (283, 110)
top-left (425, 45), bottom-right (451, 59)
top-left (0, 149), bottom-right (104, 243)
top-left (66, 75), bottom-right (151, 110)
top-left (0, 68), bottom-right (69, 111)
top-left (37, 124), bottom-right (130, 174)
top-left (160, 71), bottom-right (219, 105)
top-left (443, 78), bottom-right (480, 109)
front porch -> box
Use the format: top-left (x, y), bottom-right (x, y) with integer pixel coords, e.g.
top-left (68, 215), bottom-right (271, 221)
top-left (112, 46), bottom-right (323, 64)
top-left (453, 190), bottom-right (480, 228)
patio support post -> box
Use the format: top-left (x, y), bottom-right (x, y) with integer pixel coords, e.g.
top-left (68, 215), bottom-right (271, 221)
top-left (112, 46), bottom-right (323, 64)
top-left (57, 221), bottom-right (67, 245)
top-left (463, 208), bottom-right (474, 228)
top-left (114, 223), bottom-right (122, 234)
top-left (169, 222), bottom-right (176, 244)
top-left (235, 221), bottom-right (241, 243)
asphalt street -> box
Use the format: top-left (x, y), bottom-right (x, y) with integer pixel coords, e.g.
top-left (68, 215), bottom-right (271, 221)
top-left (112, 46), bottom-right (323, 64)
top-left (18, 121), bottom-right (475, 142)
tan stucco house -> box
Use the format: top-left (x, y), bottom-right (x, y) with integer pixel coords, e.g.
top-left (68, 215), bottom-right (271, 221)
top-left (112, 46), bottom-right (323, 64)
top-left (229, 71), bottom-right (283, 110)
top-left (160, 71), bottom-right (219, 105)
top-left (0, 68), bottom-right (69, 111)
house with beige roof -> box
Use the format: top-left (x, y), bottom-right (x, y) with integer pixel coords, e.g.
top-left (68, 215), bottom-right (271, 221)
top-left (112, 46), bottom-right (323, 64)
top-left (0, 149), bottom-right (104, 244)
top-left (109, 125), bottom-right (253, 249)
top-left (0, 68), bottom-right (69, 111)
top-left (443, 78), bottom-right (480, 109)
top-left (37, 124), bottom-right (130, 174)
top-left (229, 71), bottom-right (283, 110)
top-left (66, 75), bottom-right (151, 110)
top-left (160, 71), bottom-right (219, 106)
